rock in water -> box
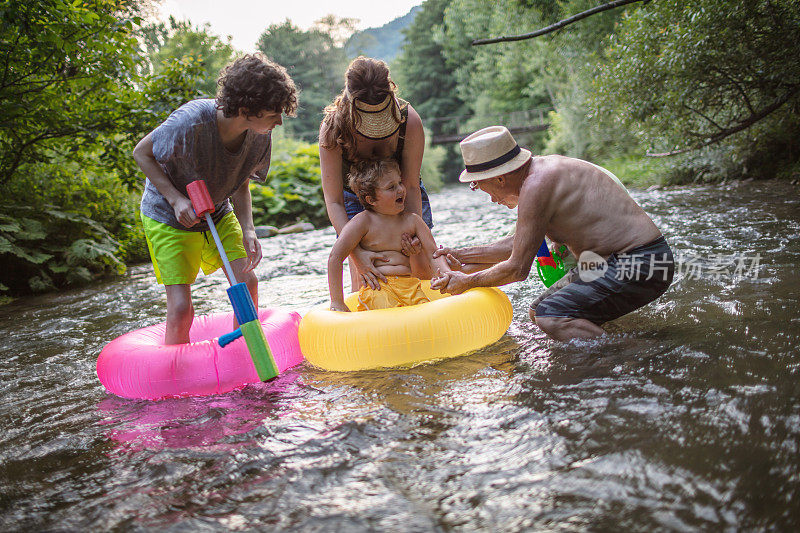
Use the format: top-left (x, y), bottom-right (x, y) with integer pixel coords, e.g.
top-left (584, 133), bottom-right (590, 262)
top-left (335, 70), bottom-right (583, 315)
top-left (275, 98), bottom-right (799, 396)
top-left (277, 222), bottom-right (315, 234)
top-left (255, 225), bottom-right (278, 238)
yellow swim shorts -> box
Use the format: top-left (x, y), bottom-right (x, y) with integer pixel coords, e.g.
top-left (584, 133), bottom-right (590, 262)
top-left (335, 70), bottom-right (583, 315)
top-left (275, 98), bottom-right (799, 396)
top-left (141, 212), bottom-right (247, 285)
top-left (356, 276), bottom-right (431, 311)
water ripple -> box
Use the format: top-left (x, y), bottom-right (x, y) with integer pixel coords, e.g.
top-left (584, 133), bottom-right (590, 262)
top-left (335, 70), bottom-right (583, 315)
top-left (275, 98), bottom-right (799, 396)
top-left (0, 180), bottom-right (799, 530)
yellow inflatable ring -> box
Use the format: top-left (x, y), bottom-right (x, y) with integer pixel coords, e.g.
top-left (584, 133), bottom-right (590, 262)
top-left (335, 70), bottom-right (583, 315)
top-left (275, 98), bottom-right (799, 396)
top-left (299, 281), bottom-right (513, 371)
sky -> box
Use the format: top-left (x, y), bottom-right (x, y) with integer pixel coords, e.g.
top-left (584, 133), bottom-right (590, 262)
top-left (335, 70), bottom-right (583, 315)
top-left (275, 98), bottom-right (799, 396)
top-left (157, 0), bottom-right (425, 52)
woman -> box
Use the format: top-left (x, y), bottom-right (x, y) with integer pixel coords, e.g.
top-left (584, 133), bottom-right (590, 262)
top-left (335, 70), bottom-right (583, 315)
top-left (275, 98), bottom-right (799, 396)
top-left (320, 56), bottom-right (433, 291)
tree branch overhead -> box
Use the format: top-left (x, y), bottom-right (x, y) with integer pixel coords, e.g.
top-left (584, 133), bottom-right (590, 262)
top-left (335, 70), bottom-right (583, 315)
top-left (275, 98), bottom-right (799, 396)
top-left (471, 0), bottom-right (649, 46)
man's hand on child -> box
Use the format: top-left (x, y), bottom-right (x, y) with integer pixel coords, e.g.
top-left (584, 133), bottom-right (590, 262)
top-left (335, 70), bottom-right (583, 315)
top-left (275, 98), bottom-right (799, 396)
top-left (430, 270), bottom-right (470, 295)
top-left (400, 233), bottom-right (422, 256)
top-left (433, 246), bottom-right (464, 271)
top-left (430, 270), bottom-right (448, 292)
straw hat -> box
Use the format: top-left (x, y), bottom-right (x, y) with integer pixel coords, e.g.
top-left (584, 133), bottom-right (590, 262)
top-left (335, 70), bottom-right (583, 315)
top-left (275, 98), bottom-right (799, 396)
top-left (353, 94), bottom-right (403, 140)
top-left (458, 126), bottom-right (532, 182)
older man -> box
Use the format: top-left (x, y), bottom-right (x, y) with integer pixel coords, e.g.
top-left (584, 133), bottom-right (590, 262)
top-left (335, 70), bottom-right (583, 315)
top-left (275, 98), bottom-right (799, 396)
top-left (431, 126), bottom-right (674, 341)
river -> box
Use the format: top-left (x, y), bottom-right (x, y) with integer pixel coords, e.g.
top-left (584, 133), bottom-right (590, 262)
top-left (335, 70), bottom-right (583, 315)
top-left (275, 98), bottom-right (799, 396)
top-left (0, 181), bottom-right (798, 530)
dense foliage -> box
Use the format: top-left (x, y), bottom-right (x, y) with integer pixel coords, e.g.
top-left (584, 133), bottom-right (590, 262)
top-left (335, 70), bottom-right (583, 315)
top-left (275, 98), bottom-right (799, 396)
top-left (4, 0), bottom-right (797, 299)
top-left (140, 16), bottom-right (235, 97)
top-left (256, 18), bottom-right (353, 141)
top-left (593, 0), bottom-right (800, 180)
top-left (394, 0), bottom-right (466, 180)
top-left (250, 137), bottom-right (328, 228)
top-left (396, 0), bottom-right (800, 183)
top-left (0, 0), bottom-right (203, 298)
top-left (2, 0), bottom-right (139, 187)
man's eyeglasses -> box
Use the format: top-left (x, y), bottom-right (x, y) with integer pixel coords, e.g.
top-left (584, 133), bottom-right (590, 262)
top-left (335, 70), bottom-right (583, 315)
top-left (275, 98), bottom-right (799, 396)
top-left (469, 181), bottom-right (479, 191)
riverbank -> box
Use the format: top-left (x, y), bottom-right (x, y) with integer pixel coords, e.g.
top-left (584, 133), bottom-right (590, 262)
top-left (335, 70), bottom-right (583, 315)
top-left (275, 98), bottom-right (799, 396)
top-left (601, 154), bottom-right (800, 188)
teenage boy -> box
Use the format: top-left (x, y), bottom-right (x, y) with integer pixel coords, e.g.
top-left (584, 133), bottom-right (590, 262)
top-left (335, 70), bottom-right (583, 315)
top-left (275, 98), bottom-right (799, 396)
top-left (133, 54), bottom-right (297, 344)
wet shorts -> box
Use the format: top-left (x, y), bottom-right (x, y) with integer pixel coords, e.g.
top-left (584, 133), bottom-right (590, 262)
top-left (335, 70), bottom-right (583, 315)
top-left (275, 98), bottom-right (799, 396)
top-left (532, 236), bottom-right (675, 325)
top-left (356, 276), bottom-right (431, 311)
top-left (141, 212), bottom-right (247, 285)
top-left (344, 181), bottom-right (434, 228)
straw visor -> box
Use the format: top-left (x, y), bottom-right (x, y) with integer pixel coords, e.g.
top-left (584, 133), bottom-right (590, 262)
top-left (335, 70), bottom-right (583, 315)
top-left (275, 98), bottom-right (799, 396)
top-left (458, 126), bottom-right (532, 182)
top-left (353, 95), bottom-right (403, 140)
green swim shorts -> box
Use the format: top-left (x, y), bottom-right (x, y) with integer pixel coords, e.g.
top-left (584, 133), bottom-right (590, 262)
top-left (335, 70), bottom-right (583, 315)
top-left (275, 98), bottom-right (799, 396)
top-left (141, 212), bottom-right (247, 285)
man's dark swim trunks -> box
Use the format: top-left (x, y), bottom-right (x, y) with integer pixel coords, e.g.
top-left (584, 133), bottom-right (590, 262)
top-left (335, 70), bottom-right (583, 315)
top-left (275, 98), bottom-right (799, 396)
top-left (532, 236), bottom-right (674, 325)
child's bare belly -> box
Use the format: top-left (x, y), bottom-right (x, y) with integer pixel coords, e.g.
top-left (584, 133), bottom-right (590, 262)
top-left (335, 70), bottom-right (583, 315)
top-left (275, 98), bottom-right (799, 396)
top-left (373, 250), bottom-right (413, 276)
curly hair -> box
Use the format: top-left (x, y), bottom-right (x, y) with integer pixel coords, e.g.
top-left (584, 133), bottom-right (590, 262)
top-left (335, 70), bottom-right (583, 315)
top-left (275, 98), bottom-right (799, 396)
top-left (320, 56), bottom-right (402, 158)
top-left (348, 158), bottom-right (401, 210)
top-left (216, 53), bottom-right (298, 118)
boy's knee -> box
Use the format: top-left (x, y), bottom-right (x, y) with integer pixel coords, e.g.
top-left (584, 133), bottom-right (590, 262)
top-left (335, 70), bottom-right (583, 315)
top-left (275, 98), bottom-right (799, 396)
top-left (166, 290), bottom-right (194, 324)
top-left (240, 270), bottom-right (259, 306)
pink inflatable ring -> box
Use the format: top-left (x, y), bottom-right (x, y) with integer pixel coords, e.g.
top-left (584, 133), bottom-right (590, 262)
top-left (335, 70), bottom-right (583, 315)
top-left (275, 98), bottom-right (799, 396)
top-left (97, 309), bottom-right (304, 400)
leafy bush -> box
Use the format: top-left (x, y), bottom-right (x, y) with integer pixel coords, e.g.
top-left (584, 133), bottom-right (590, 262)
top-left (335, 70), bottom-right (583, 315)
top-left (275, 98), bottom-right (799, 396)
top-left (421, 130), bottom-right (446, 192)
top-left (250, 141), bottom-right (329, 228)
top-left (0, 152), bottom-right (150, 300)
top-left (0, 205), bottom-right (125, 296)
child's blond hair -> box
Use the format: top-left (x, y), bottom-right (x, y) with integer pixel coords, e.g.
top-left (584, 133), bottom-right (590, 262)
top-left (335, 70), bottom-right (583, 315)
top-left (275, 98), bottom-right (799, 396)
top-left (348, 159), bottom-right (401, 210)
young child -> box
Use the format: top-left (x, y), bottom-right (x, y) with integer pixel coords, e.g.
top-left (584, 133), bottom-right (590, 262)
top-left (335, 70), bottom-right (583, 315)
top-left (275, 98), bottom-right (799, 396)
top-left (133, 54), bottom-right (297, 344)
top-left (328, 159), bottom-right (450, 312)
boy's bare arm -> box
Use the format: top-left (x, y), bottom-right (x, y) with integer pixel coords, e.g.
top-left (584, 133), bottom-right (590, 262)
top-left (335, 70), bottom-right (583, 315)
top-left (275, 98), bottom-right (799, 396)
top-left (133, 132), bottom-right (198, 228)
top-left (230, 179), bottom-right (261, 272)
top-left (328, 215), bottom-right (369, 311)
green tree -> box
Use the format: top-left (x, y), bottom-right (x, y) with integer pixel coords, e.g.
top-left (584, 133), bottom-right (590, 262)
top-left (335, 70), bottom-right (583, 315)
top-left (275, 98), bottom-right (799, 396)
top-left (440, 0), bottom-right (627, 159)
top-left (437, 0), bottom-right (561, 155)
top-left (140, 16), bottom-right (235, 97)
top-left (593, 0), bottom-right (800, 168)
top-left (0, 0), bottom-right (142, 187)
top-left (395, 0), bottom-right (466, 181)
top-left (256, 18), bottom-right (351, 141)
top-left (0, 0), bottom-right (204, 296)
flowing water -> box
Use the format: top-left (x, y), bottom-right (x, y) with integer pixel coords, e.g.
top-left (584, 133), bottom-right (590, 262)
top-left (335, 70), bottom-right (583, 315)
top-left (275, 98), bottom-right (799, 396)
top-left (1, 181), bottom-right (799, 531)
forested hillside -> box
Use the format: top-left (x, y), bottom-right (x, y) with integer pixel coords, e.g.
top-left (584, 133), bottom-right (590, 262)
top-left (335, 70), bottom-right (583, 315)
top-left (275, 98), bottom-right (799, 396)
top-left (345, 6), bottom-right (421, 62)
top-left (393, 0), bottom-right (800, 186)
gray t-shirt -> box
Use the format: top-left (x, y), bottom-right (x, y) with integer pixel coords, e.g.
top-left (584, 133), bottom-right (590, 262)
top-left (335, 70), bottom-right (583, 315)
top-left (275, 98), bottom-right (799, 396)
top-left (140, 99), bottom-right (271, 232)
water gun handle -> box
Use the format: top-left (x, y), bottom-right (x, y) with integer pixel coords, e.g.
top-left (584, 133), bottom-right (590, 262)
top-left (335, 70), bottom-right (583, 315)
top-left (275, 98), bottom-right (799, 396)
top-left (186, 180), bottom-right (237, 284)
top-left (186, 180), bottom-right (214, 217)
top-left (535, 239), bottom-right (566, 288)
top-left (219, 328), bottom-right (242, 348)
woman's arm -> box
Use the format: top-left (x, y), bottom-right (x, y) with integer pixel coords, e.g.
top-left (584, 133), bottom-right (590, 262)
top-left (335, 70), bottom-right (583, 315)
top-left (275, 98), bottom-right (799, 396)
top-left (319, 125), bottom-right (388, 288)
top-left (319, 132), bottom-right (351, 235)
top-left (399, 105), bottom-right (425, 217)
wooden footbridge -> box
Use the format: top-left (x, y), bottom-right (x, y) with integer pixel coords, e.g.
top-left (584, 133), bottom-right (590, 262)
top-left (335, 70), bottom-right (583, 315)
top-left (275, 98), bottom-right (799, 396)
top-left (428, 107), bottom-right (553, 145)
